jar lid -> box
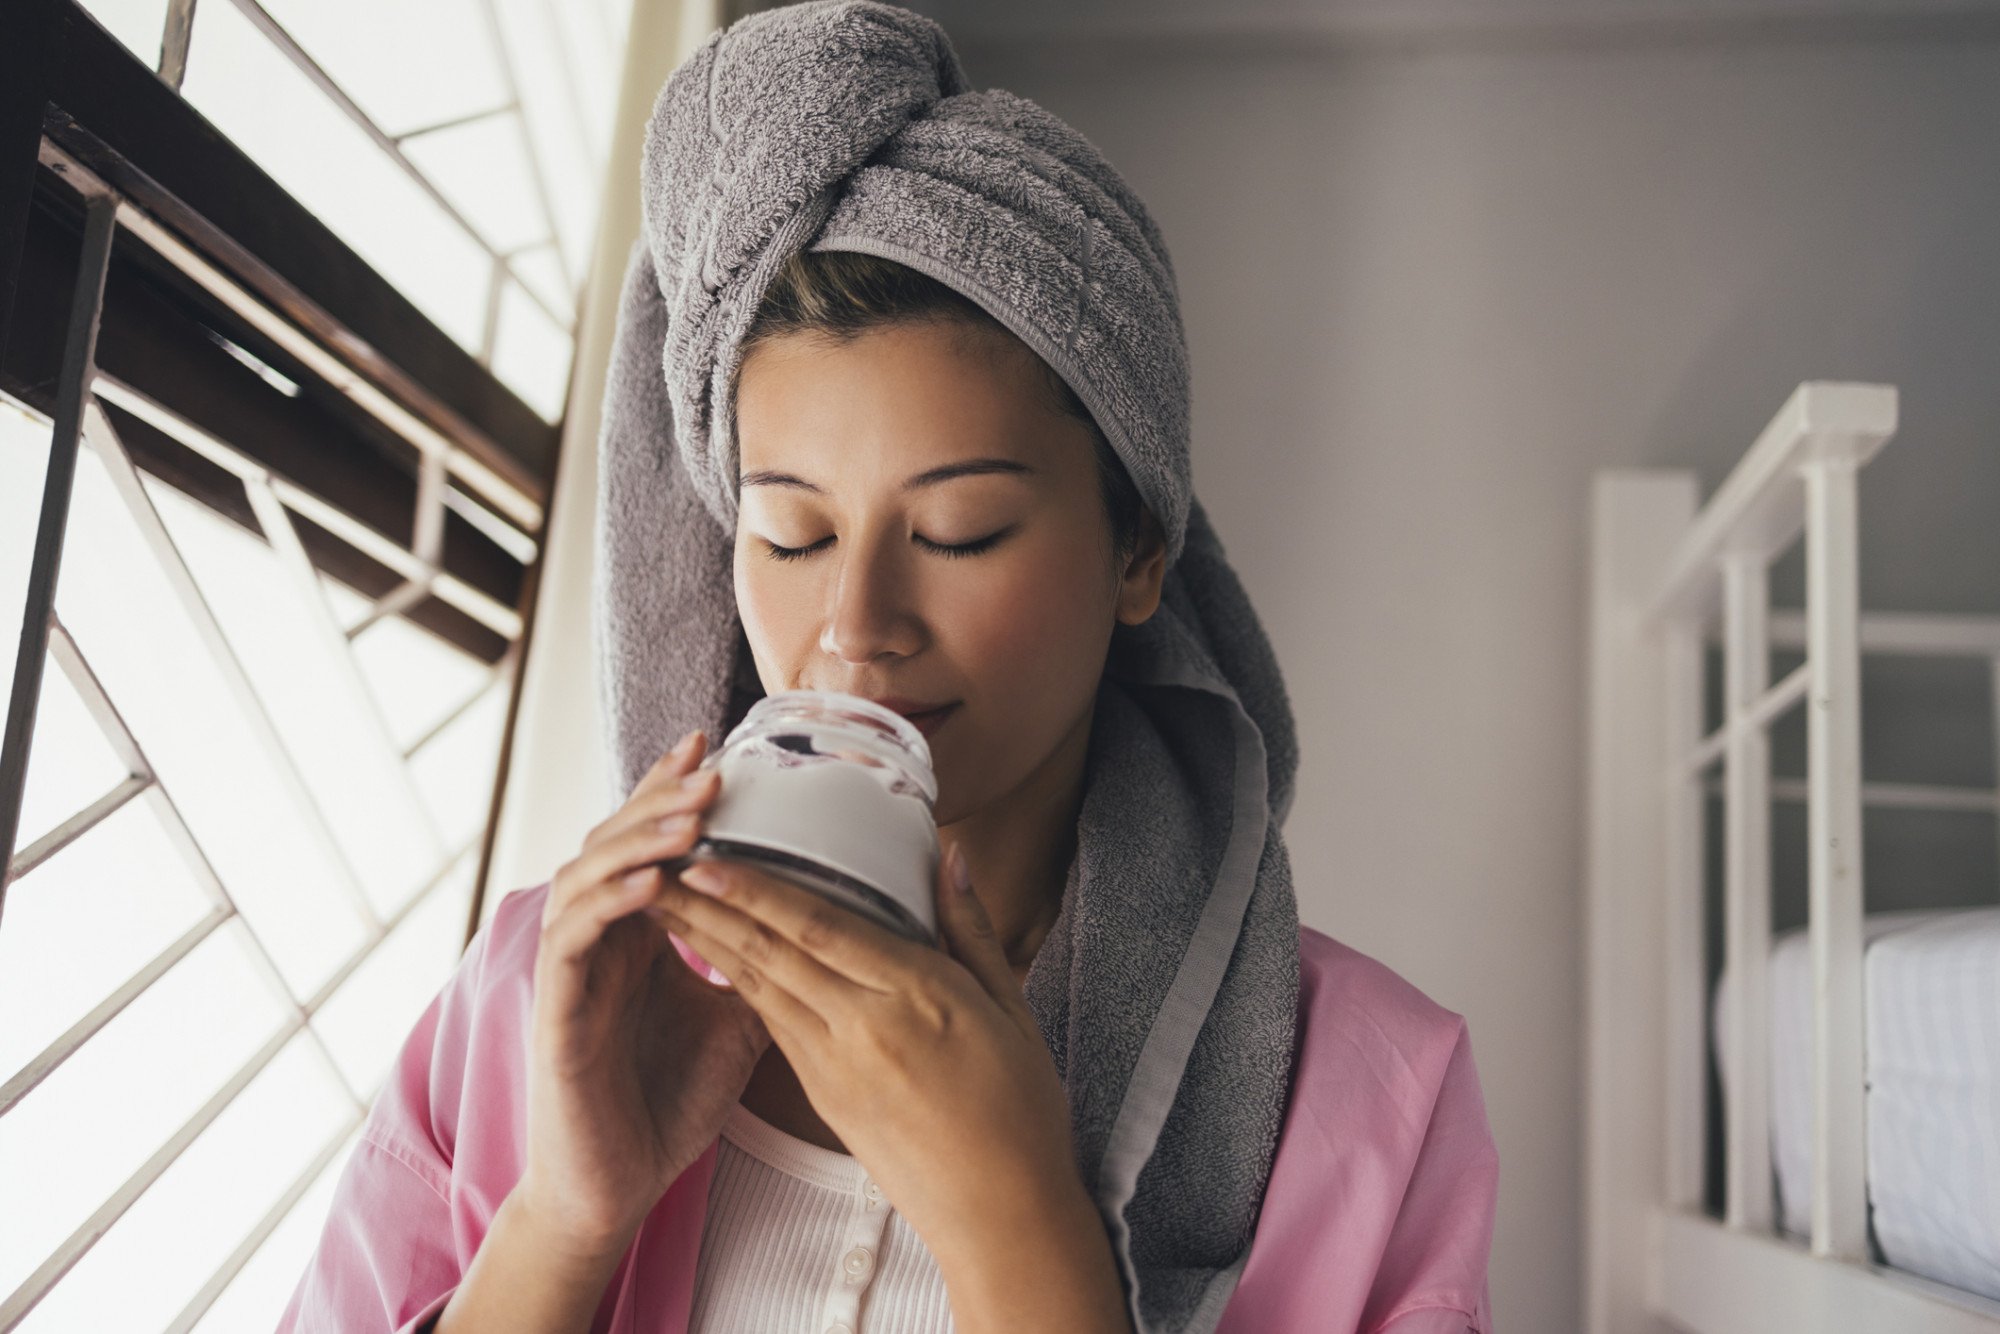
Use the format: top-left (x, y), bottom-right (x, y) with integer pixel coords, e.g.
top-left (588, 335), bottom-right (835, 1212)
top-left (716, 690), bottom-right (937, 806)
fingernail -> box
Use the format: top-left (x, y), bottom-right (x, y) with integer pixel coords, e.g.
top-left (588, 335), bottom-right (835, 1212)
top-left (950, 845), bottom-right (972, 896)
top-left (673, 729), bottom-right (700, 757)
top-left (681, 864), bottom-right (727, 897)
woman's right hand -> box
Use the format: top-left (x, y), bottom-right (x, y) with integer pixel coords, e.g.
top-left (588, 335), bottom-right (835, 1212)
top-left (516, 728), bottom-right (773, 1254)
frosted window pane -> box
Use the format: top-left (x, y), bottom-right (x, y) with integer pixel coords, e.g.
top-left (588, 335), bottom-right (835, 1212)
top-left (549, 0), bottom-right (617, 163)
top-left (75, 0), bottom-right (170, 69)
top-left (493, 0), bottom-right (599, 278)
top-left (145, 478), bottom-right (441, 916)
top-left (402, 111), bottom-right (549, 258)
top-left (493, 277), bottom-right (573, 422)
top-left (17, 1033), bottom-right (353, 1334)
top-left (314, 849), bottom-right (477, 1096)
top-left (349, 613), bottom-right (492, 753)
top-left (191, 1122), bottom-right (361, 1334)
top-left (508, 243), bottom-right (574, 324)
top-left (316, 571), bottom-right (372, 629)
top-left (56, 443), bottom-right (369, 998)
top-left (0, 919), bottom-right (289, 1302)
top-left (15, 650), bottom-right (130, 853)
top-left (410, 680), bottom-right (508, 849)
top-left (0, 796), bottom-right (213, 1083)
top-left (181, 0), bottom-right (492, 352)
top-left (254, 0), bottom-right (507, 138)
top-left (0, 399), bottom-right (51, 713)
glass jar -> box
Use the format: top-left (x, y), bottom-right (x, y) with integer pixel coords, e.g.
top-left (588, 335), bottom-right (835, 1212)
top-left (668, 689), bottom-right (942, 946)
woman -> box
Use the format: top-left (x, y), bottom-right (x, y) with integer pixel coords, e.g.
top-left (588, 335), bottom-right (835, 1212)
top-left (280, 5), bottom-right (1497, 1333)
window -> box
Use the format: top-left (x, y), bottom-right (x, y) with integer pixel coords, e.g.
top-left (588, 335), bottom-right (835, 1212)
top-left (0, 0), bottom-right (626, 1324)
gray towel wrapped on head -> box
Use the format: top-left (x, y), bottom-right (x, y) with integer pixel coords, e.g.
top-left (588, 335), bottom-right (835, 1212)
top-left (594, 4), bottom-right (1302, 1330)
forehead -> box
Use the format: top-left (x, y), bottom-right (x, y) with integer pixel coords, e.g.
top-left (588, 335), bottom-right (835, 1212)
top-left (734, 320), bottom-right (1084, 476)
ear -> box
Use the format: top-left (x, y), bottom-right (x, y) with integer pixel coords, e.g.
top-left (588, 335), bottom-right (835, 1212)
top-left (1115, 506), bottom-right (1168, 627)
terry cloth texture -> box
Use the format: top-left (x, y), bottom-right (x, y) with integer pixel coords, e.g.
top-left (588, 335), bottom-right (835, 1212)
top-left (593, 4), bottom-right (1302, 1331)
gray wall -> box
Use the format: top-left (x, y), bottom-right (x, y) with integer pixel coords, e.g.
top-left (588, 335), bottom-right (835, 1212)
top-left (933, 18), bottom-right (2000, 1331)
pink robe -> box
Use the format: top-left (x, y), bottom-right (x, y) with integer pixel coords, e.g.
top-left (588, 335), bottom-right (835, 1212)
top-left (277, 883), bottom-right (1498, 1333)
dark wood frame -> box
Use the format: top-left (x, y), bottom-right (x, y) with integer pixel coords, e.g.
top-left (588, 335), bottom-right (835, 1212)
top-left (0, 0), bottom-right (561, 497)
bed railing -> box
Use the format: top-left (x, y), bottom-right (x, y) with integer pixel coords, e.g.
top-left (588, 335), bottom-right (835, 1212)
top-left (1709, 611), bottom-right (2000, 827)
top-left (1587, 382), bottom-right (2000, 1333)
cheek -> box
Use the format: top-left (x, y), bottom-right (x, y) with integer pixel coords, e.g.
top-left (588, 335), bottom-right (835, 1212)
top-left (939, 538), bottom-right (1111, 722)
top-left (952, 564), bottom-right (1101, 678)
top-left (735, 549), bottom-right (820, 667)
top-left (922, 541), bottom-right (1109, 821)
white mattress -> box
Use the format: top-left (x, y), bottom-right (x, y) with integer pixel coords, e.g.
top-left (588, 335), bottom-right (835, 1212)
top-left (1712, 906), bottom-right (2000, 1301)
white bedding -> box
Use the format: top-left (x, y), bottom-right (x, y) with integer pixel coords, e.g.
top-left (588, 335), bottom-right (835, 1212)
top-left (1712, 906), bottom-right (2000, 1301)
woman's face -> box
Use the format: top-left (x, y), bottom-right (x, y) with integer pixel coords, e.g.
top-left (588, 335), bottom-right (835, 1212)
top-left (732, 318), bottom-right (1162, 825)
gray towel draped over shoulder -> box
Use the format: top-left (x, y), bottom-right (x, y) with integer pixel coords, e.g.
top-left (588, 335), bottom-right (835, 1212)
top-left (593, 4), bottom-right (1302, 1330)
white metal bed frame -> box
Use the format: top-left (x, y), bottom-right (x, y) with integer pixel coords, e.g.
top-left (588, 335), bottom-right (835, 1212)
top-left (1585, 381), bottom-right (2000, 1333)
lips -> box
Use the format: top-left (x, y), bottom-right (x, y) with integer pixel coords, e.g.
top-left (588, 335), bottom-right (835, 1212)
top-left (868, 699), bottom-right (957, 738)
top-left (901, 703), bottom-right (957, 738)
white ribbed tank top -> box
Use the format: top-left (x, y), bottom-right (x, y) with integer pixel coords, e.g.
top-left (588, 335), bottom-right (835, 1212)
top-left (687, 1100), bottom-right (957, 1334)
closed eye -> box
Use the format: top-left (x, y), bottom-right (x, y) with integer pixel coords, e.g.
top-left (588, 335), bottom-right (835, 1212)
top-left (760, 536), bottom-right (833, 563)
top-left (760, 527), bottom-right (1016, 563)
top-left (916, 529), bottom-right (1014, 559)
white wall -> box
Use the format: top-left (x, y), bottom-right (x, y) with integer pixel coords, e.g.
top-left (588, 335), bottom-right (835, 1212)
top-left (938, 22), bottom-right (2000, 1333)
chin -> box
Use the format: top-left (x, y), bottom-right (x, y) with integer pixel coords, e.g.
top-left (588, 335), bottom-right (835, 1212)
top-left (927, 738), bottom-right (1022, 829)
top-left (929, 765), bottom-right (968, 828)
top-left (927, 753), bottom-right (984, 830)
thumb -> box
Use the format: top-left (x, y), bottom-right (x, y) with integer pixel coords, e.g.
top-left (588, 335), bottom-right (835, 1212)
top-left (936, 843), bottom-right (1023, 1008)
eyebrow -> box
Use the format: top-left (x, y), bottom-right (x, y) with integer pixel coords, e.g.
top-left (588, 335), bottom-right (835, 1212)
top-left (739, 457), bottom-right (1034, 495)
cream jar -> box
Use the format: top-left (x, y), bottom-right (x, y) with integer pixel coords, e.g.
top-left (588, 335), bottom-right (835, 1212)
top-left (669, 690), bottom-right (942, 946)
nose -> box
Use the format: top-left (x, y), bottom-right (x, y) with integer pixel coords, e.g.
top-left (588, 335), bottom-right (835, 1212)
top-left (819, 530), bottom-right (922, 665)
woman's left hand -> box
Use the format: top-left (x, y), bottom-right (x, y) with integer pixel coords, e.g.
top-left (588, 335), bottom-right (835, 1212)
top-left (649, 844), bottom-right (1085, 1259)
